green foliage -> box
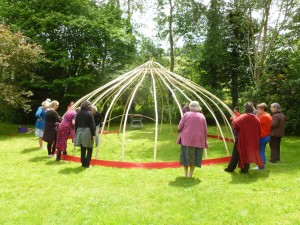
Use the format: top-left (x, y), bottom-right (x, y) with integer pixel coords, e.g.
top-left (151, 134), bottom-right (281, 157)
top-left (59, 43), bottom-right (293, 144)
top-left (0, 25), bottom-right (45, 115)
top-left (253, 44), bottom-right (300, 135)
top-left (201, 0), bottom-right (228, 89)
top-left (0, 0), bottom-right (137, 122)
top-left (134, 36), bottom-right (165, 64)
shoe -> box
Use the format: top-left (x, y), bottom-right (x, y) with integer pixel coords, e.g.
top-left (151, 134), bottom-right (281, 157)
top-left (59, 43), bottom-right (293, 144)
top-left (56, 158), bottom-right (61, 161)
top-left (48, 154), bottom-right (53, 158)
top-left (239, 170), bottom-right (248, 174)
top-left (269, 160), bottom-right (277, 164)
top-left (224, 168), bottom-right (233, 173)
top-left (63, 151), bottom-right (67, 155)
top-left (252, 167), bottom-right (264, 170)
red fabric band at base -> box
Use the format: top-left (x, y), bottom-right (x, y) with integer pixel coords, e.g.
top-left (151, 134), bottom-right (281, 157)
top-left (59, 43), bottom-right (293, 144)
top-left (61, 155), bottom-right (230, 169)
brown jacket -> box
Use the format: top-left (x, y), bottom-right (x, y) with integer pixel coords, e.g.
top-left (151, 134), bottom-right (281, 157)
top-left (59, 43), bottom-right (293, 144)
top-left (270, 112), bottom-right (286, 137)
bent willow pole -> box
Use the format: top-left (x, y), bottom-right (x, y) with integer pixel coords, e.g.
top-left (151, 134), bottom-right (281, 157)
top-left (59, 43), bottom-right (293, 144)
top-left (71, 61), bottom-right (235, 162)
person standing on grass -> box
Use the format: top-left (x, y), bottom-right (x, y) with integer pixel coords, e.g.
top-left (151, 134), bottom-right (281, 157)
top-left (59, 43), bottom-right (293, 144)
top-left (177, 101), bottom-right (208, 177)
top-left (91, 105), bottom-right (102, 147)
top-left (55, 108), bottom-right (78, 161)
top-left (75, 101), bottom-right (96, 168)
top-left (35, 101), bottom-right (50, 149)
top-left (224, 102), bottom-right (263, 173)
top-left (43, 101), bottom-right (61, 157)
top-left (269, 103), bottom-right (287, 163)
top-left (256, 103), bottom-right (272, 169)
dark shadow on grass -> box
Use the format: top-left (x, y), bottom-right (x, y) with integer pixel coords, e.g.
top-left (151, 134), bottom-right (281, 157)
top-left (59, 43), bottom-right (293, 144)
top-left (45, 160), bottom-right (68, 166)
top-left (168, 176), bottom-right (201, 188)
top-left (229, 169), bottom-right (270, 184)
top-left (28, 156), bottom-right (49, 162)
top-left (21, 147), bottom-right (40, 154)
top-left (59, 167), bottom-right (85, 175)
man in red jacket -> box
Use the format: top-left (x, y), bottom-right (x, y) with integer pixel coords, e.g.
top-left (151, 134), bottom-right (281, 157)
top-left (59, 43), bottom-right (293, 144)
top-left (224, 102), bottom-right (263, 173)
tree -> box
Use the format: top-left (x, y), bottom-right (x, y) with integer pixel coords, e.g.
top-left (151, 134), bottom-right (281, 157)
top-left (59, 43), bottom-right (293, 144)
top-left (241, 0), bottom-right (298, 86)
top-left (225, 1), bottom-right (253, 107)
top-left (0, 25), bottom-right (45, 113)
top-left (201, 0), bottom-right (228, 90)
top-left (155, 0), bottom-right (205, 72)
top-left (252, 7), bottom-right (300, 134)
top-left (0, 0), bottom-right (137, 109)
top-left (135, 36), bottom-right (165, 64)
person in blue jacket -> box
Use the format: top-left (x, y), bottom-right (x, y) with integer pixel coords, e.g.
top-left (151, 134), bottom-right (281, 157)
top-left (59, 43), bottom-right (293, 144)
top-left (35, 101), bottom-right (50, 149)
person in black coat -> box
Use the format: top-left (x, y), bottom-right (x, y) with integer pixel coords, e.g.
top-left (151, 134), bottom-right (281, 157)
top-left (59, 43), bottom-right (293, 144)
top-left (74, 101), bottom-right (96, 168)
top-left (43, 100), bottom-right (61, 157)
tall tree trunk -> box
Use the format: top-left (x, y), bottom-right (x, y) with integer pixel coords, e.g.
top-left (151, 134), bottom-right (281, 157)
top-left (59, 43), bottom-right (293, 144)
top-left (168, 0), bottom-right (174, 72)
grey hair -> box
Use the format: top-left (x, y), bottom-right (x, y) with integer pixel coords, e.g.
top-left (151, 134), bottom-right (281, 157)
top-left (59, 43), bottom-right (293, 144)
top-left (271, 103), bottom-right (281, 112)
top-left (243, 102), bottom-right (254, 113)
top-left (189, 101), bottom-right (202, 112)
top-left (42, 101), bottom-right (50, 108)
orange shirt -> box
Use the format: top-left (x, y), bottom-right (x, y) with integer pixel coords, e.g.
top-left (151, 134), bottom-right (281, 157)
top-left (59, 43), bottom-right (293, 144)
top-left (258, 113), bottom-right (272, 138)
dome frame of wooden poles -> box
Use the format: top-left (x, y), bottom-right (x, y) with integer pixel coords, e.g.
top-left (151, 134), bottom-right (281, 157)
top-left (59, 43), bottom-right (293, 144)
top-left (70, 61), bottom-right (235, 162)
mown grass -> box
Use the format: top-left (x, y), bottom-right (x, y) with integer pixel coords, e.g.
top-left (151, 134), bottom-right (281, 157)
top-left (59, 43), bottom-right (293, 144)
top-left (0, 122), bottom-right (299, 225)
top-left (90, 123), bottom-right (233, 162)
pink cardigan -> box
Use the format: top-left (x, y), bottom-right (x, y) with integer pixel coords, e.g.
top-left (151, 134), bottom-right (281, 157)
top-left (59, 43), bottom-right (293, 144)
top-left (176, 112), bottom-right (208, 149)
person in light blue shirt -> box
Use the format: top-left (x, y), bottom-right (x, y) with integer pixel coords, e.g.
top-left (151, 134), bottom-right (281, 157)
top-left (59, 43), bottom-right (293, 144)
top-left (35, 101), bottom-right (50, 149)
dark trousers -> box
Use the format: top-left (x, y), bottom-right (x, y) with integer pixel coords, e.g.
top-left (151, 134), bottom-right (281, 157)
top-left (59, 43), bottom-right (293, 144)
top-left (226, 140), bottom-right (249, 173)
top-left (56, 149), bottom-right (67, 160)
top-left (81, 146), bottom-right (93, 167)
top-left (47, 139), bottom-right (57, 156)
top-left (269, 136), bottom-right (281, 162)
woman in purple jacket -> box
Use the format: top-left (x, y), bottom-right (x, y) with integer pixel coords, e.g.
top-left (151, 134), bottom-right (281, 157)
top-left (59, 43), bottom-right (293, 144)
top-left (177, 101), bottom-right (208, 177)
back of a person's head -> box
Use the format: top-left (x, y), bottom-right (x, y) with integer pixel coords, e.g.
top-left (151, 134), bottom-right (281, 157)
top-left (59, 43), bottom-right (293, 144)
top-left (271, 103), bottom-right (281, 112)
top-left (42, 101), bottom-right (50, 108)
top-left (244, 102), bottom-right (254, 113)
top-left (80, 101), bottom-right (91, 110)
top-left (50, 100), bottom-right (59, 109)
top-left (234, 106), bottom-right (239, 111)
top-left (91, 105), bottom-right (98, 112)
top-left (189, 101), bottom-right (202, 112)
top-left (257, 103), bottom-right (268, 111)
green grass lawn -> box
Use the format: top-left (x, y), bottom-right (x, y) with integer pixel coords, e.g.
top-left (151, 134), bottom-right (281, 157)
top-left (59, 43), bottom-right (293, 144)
top-left (93, 123), bottom-right (233, 162)
top-left (0, 122), bottom-right (300, 225)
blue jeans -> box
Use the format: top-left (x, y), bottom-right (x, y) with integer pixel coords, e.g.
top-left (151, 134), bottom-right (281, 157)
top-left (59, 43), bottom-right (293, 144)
top-left (259, 135), bottom-right (271, 169)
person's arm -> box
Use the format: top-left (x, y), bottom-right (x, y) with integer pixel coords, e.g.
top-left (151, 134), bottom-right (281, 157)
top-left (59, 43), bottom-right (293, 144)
top-left (35, 108), bottom-right (43, 120)
top-left (203, 117), bottom-right (208, 148)
top-left (233, 120), bottom-right (239, 134)
top-left (178, 116), bottom-right (185, 132)
top-left (54, 111), bottom-right (62, 123)
top-left (89, 113), bottom-right (96, 137)
top-left (271, 115), bottom-right (279, 128)
top-left (75, 115), bottom-right (78, 132)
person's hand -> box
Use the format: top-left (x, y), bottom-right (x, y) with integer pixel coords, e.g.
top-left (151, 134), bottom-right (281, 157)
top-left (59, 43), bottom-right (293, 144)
top-left (92, 136), bottom-right (96, 142)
